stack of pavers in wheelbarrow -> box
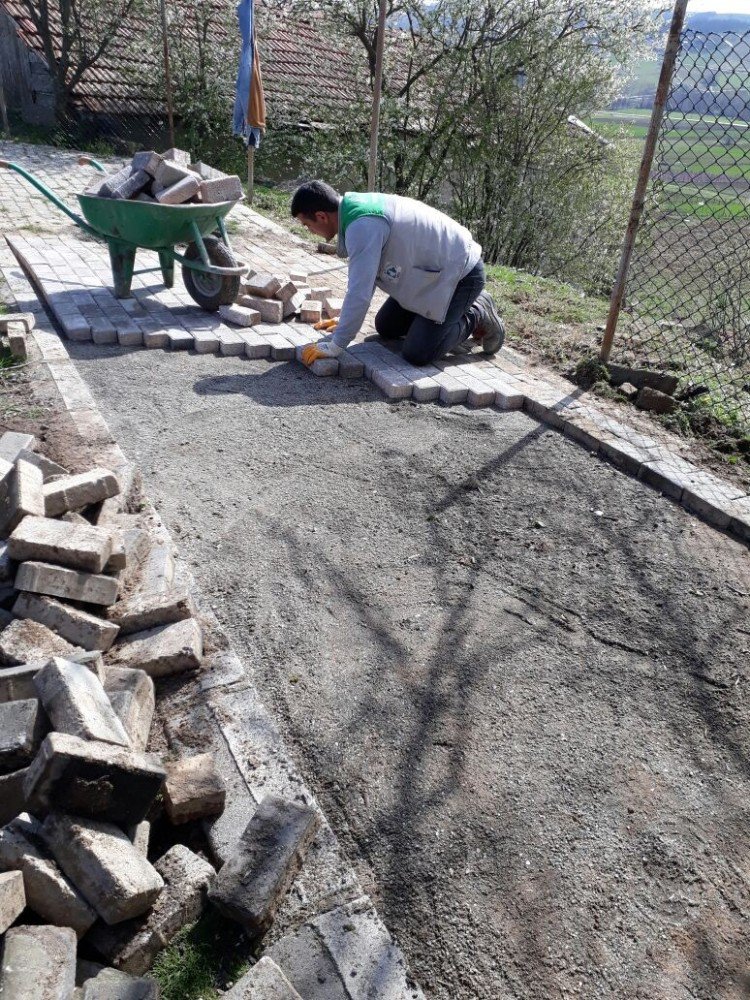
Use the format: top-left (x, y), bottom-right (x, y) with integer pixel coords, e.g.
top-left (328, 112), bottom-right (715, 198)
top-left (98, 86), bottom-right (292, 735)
top-left (87, 147), bottom-right (243, 206)
top-left (0, 430), bottom-right (322, 998)
top-left (219, 268), bottom-right (365, 378)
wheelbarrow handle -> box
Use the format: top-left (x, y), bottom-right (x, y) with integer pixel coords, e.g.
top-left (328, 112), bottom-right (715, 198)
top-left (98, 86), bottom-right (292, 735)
top-left (77, 155), bottom-right (107, 174)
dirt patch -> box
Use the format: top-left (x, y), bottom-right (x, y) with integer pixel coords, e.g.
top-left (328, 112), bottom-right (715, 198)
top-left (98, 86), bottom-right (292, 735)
top-left (70, 342), bottom-right (750, 1000)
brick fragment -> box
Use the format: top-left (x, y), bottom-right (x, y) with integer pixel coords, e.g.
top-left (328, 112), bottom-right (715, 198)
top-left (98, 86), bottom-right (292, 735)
top-left (9, 515), bottom-right (113, 573)
top-left (106, 618), bottom-right (203, 677)
top-left (0, 616), bottom-right (82, 665)
top-left (0, 924), bottom-right (77, 998)
top-left (24, 732), bottom-right (166, 825)
top-left (0, 458), bottom-right (44, 537)
top-left (87, 845), bottom-right (215, 974)
top-left (208, 794), bottom-right (320, 934)
top-left (104, 667), bottom-right (155, 752)
top-left (35, 656), bottom-right (130, 747)
top-left (43, 812), bottom-right (164, 925)
top-left (164, 752), bottom-right (226, 824)
top-left (0, 813), bottom-right (96, 936)
top-left (239, 295), bottom-right (284, 324)
top-left (43, 467), bottom-right (119, 517)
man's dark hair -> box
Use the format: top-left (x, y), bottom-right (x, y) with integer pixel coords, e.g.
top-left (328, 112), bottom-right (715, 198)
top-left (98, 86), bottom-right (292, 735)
top-left (291, 180), bottom-right (341, 218)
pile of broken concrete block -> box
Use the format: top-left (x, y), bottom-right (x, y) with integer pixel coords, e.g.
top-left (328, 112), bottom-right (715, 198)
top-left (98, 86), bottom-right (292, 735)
top-left (0, 428), bottom-right (321, 999)
top-left (86, 147), bottom-right (243, 206)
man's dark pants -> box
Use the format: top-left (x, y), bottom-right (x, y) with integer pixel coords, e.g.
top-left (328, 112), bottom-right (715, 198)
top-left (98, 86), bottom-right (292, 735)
top-left (374, 261), bottom-right (486, 366)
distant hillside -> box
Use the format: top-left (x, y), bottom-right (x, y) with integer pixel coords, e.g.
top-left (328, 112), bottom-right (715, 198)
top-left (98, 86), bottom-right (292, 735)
top-left (687, 12), bottom-right (750, 34)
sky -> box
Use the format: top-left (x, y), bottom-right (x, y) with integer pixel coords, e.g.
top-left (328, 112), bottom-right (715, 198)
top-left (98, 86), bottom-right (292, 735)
top-left (688, 0), bottom-right (750, 12)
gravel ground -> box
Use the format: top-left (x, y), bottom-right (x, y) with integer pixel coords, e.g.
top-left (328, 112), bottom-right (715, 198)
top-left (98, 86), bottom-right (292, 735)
top-left (69, 342), bottom-right (750, 1000)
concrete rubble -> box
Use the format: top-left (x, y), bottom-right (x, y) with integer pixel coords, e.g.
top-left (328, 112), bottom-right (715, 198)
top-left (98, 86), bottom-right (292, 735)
top-left (163, 751), bottom-right (226, 824)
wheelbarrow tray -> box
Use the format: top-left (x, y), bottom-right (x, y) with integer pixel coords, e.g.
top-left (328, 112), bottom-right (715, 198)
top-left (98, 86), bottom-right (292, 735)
top-left (77, 194), bottom-right (238, 249)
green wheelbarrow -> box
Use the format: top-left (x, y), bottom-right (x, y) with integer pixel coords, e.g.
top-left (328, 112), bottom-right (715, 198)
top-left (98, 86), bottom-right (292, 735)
top-left (0, 155), bottom-right (246, 310)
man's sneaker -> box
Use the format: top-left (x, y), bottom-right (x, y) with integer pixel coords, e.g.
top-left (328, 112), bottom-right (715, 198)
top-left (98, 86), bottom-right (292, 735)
top-left (471, 291), bottom-right (505, 355)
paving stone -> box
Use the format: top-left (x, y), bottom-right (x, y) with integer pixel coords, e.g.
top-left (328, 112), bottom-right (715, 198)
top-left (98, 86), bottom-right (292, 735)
top-left (607, 363), bottom-right (678, 396)
top-left (191, 329), bottom-right (220, 354)
top-left (0, 314), bottom-right (35, 335)
top-left (35, 656), bottom-right (130, 747)
top-left (267, 899), bottom-right (417, 1000)
top-left (0, 616), bottom-right (83, 665)
top-left (0, 434), bottom-right (35, 465)
top-left (190, 161), bottom-right (225, 180)
top-left (16, 449), bottom-right (67, 482)
top-left (127, 821), bottom-right (151, 858)
top-left (274, 278), bottom-right (297, 303)
top-left (162, 148), bottom-right (192, 167)
top-left (639, 458), bottom-right (693, 500)
top-left (100, 166), bottom-right (136, 198)
top-left (0, 870), bottom-right (25, 933)
top-left (107, 618), bottom-right (203, 677)
top-left (0, 699), bottom-right (48, 774)
top-left (223, 957), bottom-right (303, 999)
top-left (130, 151), bottom-right (162, 176)
top-left (0, 813), bottom-right (97, 936)
top-left (338, 351), bottom-right (365, 378)
top-left (199, 175), bottom-right (243, 202)
top-left (323, 297), bottom-right (344, 319)
top-left (42, 812), bottom-right (164, 925)
top-left (106, 587), bottom-right (195, 636)
top-left (0, 768), bottom-right (28, 824)
top-left (239, 330), bottom-right (272, 358)
top-left (104, 530), bottom-right (126, 573)
top-left (309, 286), bottom-right (332, 300)
top-left (155, 175), bottom-right (200, 204)
top-left (24, 732), bottom-right (166, 825)
top-left (153, 158), bottom-right (193, 189)
top-left (208, 795), bottom-right (320, 934)
top-left (636, 385), bottom-right (678, 415)
top-left (6, 322), bottom-right (28, 360)
top-left (142, 328), bottom-right (170, 349)
top-left (165, 327), bottom-right (194, 350)
top-left (8, 516), bottom-right (113, 573)
top-left (15, 560), bottom-right (120, 606)
top-left (0, 924), bottom-right (77, 999)
top-left (87, 844), bottom-right (215, 974)
top-left (79, 965), bottom-right (160, 1000)
top-left (219, 303), bottom-right (260, 328)
top-left (43, 468), bottom-right (119, 518)
top-left (240, 295), bottom-right (284, 324)
top-left (131, 531), bottom-right (174, 596)
top-left (217, 328), bottom-right (247, 356)
top-left (104, 667), bottom-right (155, 752)
top-left (244, 273), bottom-right (282, 299)
top-left (299, 301), bottom-right (323, 324)
top-left (0, 539), bottom-right (14, 582)
top-left (370, 368), bottom-right (413, 400)
top-left (163, 752), bottom-right (226, 824)
top-left (0, 458), bottom-right (45, 537)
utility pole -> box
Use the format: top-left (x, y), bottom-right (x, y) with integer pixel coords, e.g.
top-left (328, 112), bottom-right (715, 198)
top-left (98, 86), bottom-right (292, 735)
top-left (367, 0), bottom-right (387, 191)
top-left (600, 0), bottom-right (688, 362)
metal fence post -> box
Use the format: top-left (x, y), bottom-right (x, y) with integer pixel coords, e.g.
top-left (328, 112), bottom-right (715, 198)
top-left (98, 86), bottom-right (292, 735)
top-left (0, 85), bottom-right (10, 138)
top-left (599, 0), bottom-right (689, 363)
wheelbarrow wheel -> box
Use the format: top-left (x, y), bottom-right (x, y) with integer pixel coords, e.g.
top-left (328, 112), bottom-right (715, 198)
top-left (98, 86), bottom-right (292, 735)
top-left (182, 236), bottom-right (241, 312)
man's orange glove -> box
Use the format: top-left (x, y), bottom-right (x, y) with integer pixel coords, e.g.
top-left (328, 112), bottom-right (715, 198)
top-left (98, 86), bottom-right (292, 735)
top-left (314, 318), bottom-right (338, 332)
top-left (301, 339), bottom-right (343, 366)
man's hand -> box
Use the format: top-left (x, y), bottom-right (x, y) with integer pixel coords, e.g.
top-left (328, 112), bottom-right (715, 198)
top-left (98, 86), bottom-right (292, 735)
top-left (301, 339), bottom-right (343, 366)
top-left (314, 318), bottom-right (338, 332)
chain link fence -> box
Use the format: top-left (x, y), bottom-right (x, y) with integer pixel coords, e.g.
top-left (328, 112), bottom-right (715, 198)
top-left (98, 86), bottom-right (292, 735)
top-left (616, 28), bottom-right (750, 432)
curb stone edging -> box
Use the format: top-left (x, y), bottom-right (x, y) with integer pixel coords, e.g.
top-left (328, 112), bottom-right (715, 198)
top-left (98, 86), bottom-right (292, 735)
top-left (0, 237), bottom-right (427, 999)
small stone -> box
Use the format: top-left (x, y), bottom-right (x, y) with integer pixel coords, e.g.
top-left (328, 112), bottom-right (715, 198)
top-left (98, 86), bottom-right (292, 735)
top-left (35, 656), bottom-right (130, 747)
top-left (106, 618), bottom-right (203, 677)
top-left (0, 924), bottom-right (77, 999)
top-left (0, 813), bottom-right (97, 936)
top-left (164, 752), bottom-right (226, 824)
top-left (24, 732), bottom-right (166, 825)
top-left (0, 617), bottom-right (82, 665)
top-left (0, 870), bottom-right (25, 934)
top-left (208, 795), bottom-right (320, 934)
top-left (42, 812), bottom-right (164, 925)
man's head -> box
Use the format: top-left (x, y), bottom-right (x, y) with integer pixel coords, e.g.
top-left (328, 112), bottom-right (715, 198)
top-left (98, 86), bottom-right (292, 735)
top-left (291, 180), bottom-right (341, 240)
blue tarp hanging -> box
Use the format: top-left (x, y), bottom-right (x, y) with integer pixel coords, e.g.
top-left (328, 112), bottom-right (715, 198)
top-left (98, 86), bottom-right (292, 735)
top-left (233, 0), bottom-right (264, 148)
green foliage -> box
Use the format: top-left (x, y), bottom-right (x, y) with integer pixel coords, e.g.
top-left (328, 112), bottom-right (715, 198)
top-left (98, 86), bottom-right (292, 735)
top-left (151, 910), bottom-right (254, 1000)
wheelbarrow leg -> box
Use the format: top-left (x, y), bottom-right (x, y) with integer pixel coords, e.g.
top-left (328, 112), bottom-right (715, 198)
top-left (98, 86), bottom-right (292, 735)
top-left (158, 249), bottom-right (175, 289)
top-left (107, 240), bottom-right (137, 299)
